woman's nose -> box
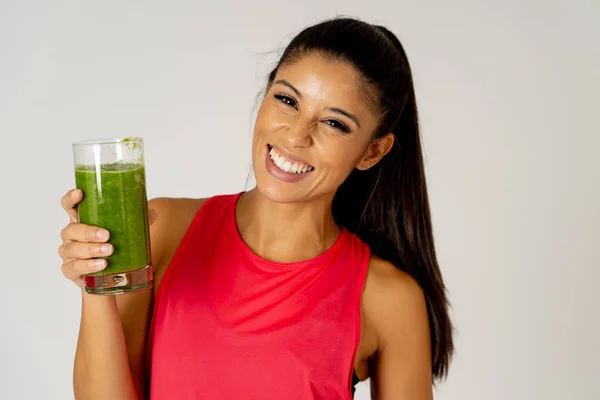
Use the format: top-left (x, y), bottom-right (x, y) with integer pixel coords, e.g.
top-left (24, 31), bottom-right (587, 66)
top-left (285, 119), bottom-right (313, 148)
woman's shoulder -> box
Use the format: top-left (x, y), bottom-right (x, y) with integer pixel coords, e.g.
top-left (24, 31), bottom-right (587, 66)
top-left (366, 255), bottom-right (423, 299)
top-left (147, 196), bottom-right (211, 287)
top-left (149, 197), bottom-right (211, 241)
top-left (363, 255), bottom-right (429, 352)
top-left (148, 193), bottom-right (239, 219)
top-left (149, 196), bottom-right (209, 219)
top-left (148, 193), bottom-right (240, 288)
top-left (147, 193), bottom-right (238, 239)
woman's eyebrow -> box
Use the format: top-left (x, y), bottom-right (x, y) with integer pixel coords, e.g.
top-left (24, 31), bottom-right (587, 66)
top-left (325, 107), bottom-right (361, 128)
top-left (274, 80), bottom-right (302, 99)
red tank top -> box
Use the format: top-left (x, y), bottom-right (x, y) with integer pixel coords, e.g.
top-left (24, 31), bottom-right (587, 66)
top-left (148, 193), bottom-right (370, 399)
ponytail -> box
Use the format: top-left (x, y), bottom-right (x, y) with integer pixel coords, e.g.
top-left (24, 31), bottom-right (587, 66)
top-left (332, 83), bottom-right (453, 380)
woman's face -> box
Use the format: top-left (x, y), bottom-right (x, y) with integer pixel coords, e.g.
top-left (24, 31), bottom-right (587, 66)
top-left (252, 53), bottom-right (391, 203)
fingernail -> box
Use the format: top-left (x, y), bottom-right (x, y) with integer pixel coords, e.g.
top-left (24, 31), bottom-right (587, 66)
top-left (96, 229), bottom-right (109, 240)
top-left (100, 244), bottom-right (112, 254)
top-left (72, 189), bottom-right (81, 199)
top-left (93, 259), bottom-right (106, 270)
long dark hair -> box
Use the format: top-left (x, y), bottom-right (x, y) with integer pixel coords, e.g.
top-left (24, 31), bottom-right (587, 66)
top-left (265, 17), bottom-right (453, 380)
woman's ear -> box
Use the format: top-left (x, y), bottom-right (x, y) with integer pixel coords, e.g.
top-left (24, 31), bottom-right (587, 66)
top-left (356, 133), bottom-right (395, 171)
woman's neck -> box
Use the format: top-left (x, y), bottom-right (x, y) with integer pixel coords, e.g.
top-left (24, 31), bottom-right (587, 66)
top-left (235, 189), bottom-right (341, 263)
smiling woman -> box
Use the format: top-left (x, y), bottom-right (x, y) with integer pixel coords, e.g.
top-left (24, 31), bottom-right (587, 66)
top-left (58, 16), bottom-right (453, 400)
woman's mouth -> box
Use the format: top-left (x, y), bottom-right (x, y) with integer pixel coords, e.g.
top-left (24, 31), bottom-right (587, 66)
top-left (265, 145), bottom-right (315, 183)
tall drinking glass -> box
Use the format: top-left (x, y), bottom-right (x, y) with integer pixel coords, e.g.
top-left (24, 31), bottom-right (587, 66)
top-left (72, 137), bottom-right (152, 295)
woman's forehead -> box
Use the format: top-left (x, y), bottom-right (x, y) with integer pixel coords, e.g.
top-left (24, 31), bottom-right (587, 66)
top-left (275, 54), bottom-right (376, 113)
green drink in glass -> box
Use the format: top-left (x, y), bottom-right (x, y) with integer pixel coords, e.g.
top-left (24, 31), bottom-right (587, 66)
top-left (73, 137), bottom-right (152, 295)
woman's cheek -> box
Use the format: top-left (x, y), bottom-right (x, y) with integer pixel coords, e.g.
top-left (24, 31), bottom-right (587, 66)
top-left (325, 139), bottom-right (362, 167)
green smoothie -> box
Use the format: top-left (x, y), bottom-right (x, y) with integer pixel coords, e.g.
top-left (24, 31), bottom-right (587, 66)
top-left (75, 162), bottom-right (150, 276)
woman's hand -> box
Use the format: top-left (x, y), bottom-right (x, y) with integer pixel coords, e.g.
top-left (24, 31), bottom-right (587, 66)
top-left (58, 189), bottom-right (157, 288)
top-left (58, 189), bottom-right (112, 288)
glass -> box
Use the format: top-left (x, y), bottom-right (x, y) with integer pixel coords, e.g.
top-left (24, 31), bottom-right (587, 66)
top-left (72, 137), bottom-right (152, 295)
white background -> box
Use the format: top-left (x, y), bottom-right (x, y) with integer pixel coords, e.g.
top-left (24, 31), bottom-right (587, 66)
top-left (1, 1), bottom-right (599, 399)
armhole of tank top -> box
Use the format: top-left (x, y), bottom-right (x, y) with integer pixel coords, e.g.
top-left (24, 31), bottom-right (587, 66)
top-left (347, 243), bottom-right (371, 396)
top-left (147, 197), bottom-right (215, 382)
top-left (152, 197), bottom-right (216, 311)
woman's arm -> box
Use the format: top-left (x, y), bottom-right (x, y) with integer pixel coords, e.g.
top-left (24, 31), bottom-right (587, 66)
top-left (365, 257), bottom-right (433, 400)
top-left (72, 198), bottom-right (193, 399)
top-left (74, 291), bottom-right (152, 399)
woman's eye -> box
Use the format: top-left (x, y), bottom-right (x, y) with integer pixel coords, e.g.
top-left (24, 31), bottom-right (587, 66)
top-left (273, 94), bottom-right (349, 134)
top-left (274, 94), bottom-right (297, 109)
top-left (325, 120), bottom-right (350, 133)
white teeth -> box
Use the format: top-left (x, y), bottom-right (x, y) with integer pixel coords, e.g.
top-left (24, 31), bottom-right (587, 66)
top-left (269, 146), bottom-right (313, 174)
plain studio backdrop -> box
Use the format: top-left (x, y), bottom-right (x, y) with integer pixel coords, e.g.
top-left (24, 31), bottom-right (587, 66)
top-left (1, 1), bottom-right (599, 399)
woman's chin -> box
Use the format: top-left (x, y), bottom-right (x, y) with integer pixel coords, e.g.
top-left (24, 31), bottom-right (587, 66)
top-left (256, 181), bottom-right (301, 204)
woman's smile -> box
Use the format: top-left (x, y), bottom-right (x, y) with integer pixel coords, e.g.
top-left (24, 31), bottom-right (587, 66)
top-left (264, 144), bottom-right (315, 183)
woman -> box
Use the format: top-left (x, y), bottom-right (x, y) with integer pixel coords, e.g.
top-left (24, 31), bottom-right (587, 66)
top-left (59, 17), bottom-right (453, 399)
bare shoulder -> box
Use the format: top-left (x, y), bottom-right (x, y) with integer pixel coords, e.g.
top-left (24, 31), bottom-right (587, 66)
top-left (148, 197), bottom-right (210, 288)
top-left (365, 255), bottom-right (426, 309)
top-left (363, 255), bottom-right (429, 350)
top-left (148, 197), bottom-right (209, 226)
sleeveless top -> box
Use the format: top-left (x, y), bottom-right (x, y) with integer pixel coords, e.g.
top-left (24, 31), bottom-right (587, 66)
top-left (147, 193), bottom-right (371, 399)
